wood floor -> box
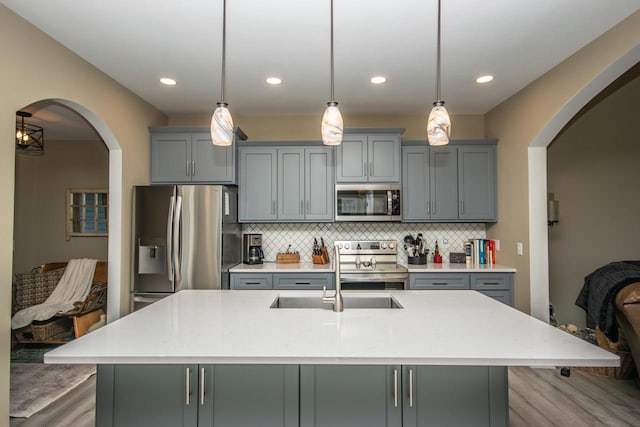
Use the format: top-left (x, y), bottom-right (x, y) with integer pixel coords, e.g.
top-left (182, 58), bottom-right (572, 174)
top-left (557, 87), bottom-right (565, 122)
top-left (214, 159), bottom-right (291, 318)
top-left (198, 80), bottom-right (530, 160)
top-left (9, 366), bottom-right (640, 426)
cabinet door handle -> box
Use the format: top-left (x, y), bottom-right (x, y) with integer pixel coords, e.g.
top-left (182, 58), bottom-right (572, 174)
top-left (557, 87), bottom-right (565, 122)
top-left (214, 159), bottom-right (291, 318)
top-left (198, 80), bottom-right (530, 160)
top-left (185, 367), bottom-right (191, 406)
top-left (186, 161), bottom-right (190, 176)
top-left (432, 200), bottom-right (436, 214)
top-left (460, 200), bottom-right (464, 214)
top-left (393, 369), bottom-right (398, 408)
top-left (200, 367), bottom-right (206, 406)
top-left (272, 200), bottom-right (276, 215)
top-left (370, 162), bottom-right (374, 177)
top-left (409, 368), bottom-right (414, 407)
top-left (426, 200), bottom-right (430, 214)
top-left (300, 200), bottom-right (304, 214)
top-left (306, 200), bottom-right (310, 214)
top-left (192, 160), bottom-right (196, 176)
top-left (364, 161), bottom-right (367, 177)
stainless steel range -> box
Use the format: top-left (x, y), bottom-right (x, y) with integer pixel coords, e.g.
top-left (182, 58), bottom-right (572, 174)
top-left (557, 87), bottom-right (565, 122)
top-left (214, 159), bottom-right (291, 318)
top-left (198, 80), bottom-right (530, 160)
top-left (335, 240), bottom-right (408, 290)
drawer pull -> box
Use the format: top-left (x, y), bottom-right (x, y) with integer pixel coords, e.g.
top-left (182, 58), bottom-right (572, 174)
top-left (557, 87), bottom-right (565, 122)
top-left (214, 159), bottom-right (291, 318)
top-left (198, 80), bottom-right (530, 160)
top-left (393, 369), bottom-right (398, 408)
top-left (432, 282), bottom-right (449, 286)
top-left (409, 368), bottom-right (414, 407)
top-left (200, 367), bottom-right (206, 406)
top-left (482, 282), bottom-right (500, 286)
top-left (295, 282), bottom-right (311, 285)
top-left (245, 282), bottom-right (261, 285)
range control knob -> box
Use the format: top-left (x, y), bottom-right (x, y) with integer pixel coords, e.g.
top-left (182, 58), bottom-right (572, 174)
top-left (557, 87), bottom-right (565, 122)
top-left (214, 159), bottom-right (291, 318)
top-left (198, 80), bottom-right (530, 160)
top-left (344, 243), bottom-right (351, 249)
top-left (388, 242), bottom-right (395, 249)
top-left (337, 243), bottom-right (343, 249)
top-left (381, 242), bottom-right (387, 249)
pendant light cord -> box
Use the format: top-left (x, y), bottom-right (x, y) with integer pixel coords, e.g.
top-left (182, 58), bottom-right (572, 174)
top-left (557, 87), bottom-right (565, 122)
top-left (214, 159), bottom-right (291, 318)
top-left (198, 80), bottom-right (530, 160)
top-left (330, 0), bottom-right (335, 103)
top-left (220, 0), bottom-right (227, 103)
top-left (436, 0), bottom-right (442, 102)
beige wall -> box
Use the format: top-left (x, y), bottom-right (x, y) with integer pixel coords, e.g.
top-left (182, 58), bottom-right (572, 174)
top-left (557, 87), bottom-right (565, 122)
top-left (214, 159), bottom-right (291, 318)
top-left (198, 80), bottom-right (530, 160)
top-left (1, 5), bottom-right (167, 420)
top-left (169, 113), bottom-right (485, 141)
top-left (547, 72), bottom-right (640, 327)
top-left (13, 139), bottom-right (109, 275)
top-left (485, 10), bottom-right (640, 314)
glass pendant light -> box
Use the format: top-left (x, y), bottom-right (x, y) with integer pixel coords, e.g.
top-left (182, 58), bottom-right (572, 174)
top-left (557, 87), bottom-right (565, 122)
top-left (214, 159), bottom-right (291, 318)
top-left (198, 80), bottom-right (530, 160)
top-left (427, 0), bottom-right (451, 146)
top-left (211, 0), bottom-right (234, 146)
top-left (321, 0), bottom-right (343, 146)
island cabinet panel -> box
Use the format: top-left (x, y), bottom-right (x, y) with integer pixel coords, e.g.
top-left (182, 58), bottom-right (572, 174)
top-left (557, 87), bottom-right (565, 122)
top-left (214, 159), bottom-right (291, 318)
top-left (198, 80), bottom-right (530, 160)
top-left (402, 366), bottom-right (508, 427)
top-left (97, 364), bottom-right (298, 427)
top-left (96, 364), bottom-right (198, 427)
top-left (336, 132), bottom-right (401, 183)
top-left (300, 365), bottom-right (402, 427)
top-left (199, 365), bottom-right (299, 427)
top-left (150, 131), bottom-right (236, 184)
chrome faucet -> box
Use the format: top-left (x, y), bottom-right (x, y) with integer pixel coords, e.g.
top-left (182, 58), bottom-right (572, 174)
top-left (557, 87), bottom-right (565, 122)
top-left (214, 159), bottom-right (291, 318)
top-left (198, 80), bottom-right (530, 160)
top-left (323, 245), bottom-right (344, 312)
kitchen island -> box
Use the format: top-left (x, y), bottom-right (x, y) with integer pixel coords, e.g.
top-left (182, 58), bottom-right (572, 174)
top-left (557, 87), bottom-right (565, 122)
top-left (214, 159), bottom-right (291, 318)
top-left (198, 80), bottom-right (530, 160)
top-left (45, 290), bottom-right (618, 427)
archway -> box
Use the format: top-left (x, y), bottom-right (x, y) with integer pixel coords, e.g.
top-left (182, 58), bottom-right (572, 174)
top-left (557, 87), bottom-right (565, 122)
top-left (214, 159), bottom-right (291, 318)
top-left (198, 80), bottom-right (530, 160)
top-left (14, 99), bottom-right (123, 322)
top-left (527, 44), bottom-right (640, 322)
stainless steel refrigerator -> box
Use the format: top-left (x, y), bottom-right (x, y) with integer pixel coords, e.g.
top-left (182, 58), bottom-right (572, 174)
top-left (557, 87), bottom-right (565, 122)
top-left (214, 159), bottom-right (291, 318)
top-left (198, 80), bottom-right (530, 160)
top-left (131, 185), bottom-right (241, 310)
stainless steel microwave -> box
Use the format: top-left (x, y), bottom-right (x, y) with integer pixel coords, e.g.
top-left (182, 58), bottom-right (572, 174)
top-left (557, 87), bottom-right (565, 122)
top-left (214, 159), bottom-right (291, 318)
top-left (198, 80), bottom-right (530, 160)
top-left (335, 184), bottom-right (401, 221)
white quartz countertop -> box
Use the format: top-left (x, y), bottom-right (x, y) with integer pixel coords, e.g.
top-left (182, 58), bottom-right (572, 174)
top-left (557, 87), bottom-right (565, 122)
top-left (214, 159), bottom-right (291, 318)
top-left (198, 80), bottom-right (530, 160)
top-left (230, 262), bottom-right (334, 273)
top-left (403, 263), bottom-right (516, 273)
top-left (45, 290), bottom-right (617, 367)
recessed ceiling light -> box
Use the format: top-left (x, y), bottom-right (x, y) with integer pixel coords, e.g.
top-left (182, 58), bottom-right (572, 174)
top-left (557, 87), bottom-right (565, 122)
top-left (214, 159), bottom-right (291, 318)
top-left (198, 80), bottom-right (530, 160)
top-left (475, 75), bottom-right (494, 84)
top-left (160, 77), bottom-right (177, 86)
top-left (266, 77), bottom-right (282, 85)
top-left (370, 76), bottom-right (387, 85)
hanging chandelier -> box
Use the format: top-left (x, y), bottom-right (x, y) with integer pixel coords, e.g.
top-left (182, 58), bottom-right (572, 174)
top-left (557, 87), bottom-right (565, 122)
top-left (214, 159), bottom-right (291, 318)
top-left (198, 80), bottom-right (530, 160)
top-left (427, 0), bottom-right (451, 146)
top-left (16, 111), bottom-right (44, 154)
top-left (211, 0), bottom-right (234, 146)
top-left (321, 0), bottom-right (343, 146)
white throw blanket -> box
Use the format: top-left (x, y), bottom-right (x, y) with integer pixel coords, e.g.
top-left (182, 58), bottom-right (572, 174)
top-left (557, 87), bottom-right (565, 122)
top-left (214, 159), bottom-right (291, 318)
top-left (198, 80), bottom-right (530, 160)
top-left (11, 258), bottom-right (97, 330)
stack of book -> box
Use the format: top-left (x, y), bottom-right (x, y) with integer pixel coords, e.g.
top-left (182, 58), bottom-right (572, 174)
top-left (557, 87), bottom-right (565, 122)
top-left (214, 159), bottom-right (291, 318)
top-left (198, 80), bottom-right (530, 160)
top-left (465, 239), bottom-right (496, 266)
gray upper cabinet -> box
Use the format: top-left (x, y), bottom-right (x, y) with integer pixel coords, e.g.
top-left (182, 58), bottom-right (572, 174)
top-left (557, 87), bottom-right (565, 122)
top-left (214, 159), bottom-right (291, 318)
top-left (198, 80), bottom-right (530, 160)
top-left (241, 145), bottom-right (333, 222)
top-left (403, 146), bottom-right (458, 221)
top-left (402, 141), bottom-right (497, 222)
top-left (458, 146), bottom-right (497, 221)
top-left (239, 147), bottom-right (278, 222)
top-left (336, 130), bottom-right (402, 183)
top-left (150, 127), bottom-right (244, 184)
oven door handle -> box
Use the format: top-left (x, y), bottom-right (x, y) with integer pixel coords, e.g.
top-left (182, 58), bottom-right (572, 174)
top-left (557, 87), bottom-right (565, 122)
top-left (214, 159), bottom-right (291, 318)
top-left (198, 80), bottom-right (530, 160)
top-left (340, 273), bottom-right (409, 282)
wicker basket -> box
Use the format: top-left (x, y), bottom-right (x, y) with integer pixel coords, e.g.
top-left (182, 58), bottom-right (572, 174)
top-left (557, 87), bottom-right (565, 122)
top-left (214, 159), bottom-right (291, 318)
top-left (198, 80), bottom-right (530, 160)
top-left (15, 317), bottom-right (73, 343)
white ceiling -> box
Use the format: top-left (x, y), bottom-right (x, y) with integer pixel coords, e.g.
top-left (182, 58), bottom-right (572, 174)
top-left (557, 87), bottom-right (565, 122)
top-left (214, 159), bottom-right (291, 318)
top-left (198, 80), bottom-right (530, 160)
top-left (3, 0), bottom-right (639, 138)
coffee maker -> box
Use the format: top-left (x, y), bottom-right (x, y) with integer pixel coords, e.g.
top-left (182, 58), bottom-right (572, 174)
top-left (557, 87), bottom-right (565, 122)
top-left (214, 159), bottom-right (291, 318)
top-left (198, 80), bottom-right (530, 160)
top-left (242, 233), bottom-right (264, 264)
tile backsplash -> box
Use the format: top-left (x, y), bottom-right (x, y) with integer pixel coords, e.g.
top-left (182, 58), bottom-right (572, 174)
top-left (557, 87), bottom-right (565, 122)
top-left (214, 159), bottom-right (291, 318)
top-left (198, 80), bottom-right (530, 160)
top-left (242, 223), bottom-right (486, 265)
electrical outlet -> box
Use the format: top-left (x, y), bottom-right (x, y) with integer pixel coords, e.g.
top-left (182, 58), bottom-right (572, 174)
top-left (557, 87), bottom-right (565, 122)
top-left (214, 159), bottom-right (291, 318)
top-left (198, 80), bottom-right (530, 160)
top-left (517, 242), bottom-right (524, 256)
top-left (494, 240), bottom-right (500, 251)
top-left (442, 239), bottom-right (448, 245)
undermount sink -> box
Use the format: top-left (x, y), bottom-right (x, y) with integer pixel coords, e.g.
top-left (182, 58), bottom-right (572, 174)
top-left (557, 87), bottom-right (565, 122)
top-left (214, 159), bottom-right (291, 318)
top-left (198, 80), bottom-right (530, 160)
top-left (270, 294), bottom-right (403, 310)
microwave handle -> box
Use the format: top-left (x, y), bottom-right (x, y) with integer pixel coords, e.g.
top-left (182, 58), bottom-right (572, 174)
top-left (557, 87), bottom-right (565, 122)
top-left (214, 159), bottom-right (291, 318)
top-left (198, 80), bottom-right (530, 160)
top-left (388, 190), bottom-right (393, 216)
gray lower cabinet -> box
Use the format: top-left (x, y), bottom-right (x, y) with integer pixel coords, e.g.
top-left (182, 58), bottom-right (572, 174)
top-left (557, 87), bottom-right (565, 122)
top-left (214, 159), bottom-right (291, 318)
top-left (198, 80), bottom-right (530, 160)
top-left (240, 146), bottom-right (333, 222)
top-left (299, 365), bottom-right (508, 427)
top-left (402, 366), bottom-right (508, 427)
top-left (300, 365), bottom-right (402, 427)
top-left (150, 128), bottom-right (239, 184)
top-left (96, 364), bottom-right (299, 427)
top-left (231, 272), bottom-right (335, 290)
top-left (409, 272), bottom-right (514, 306)
top-left (401, 142), bottom-right (497, 222)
